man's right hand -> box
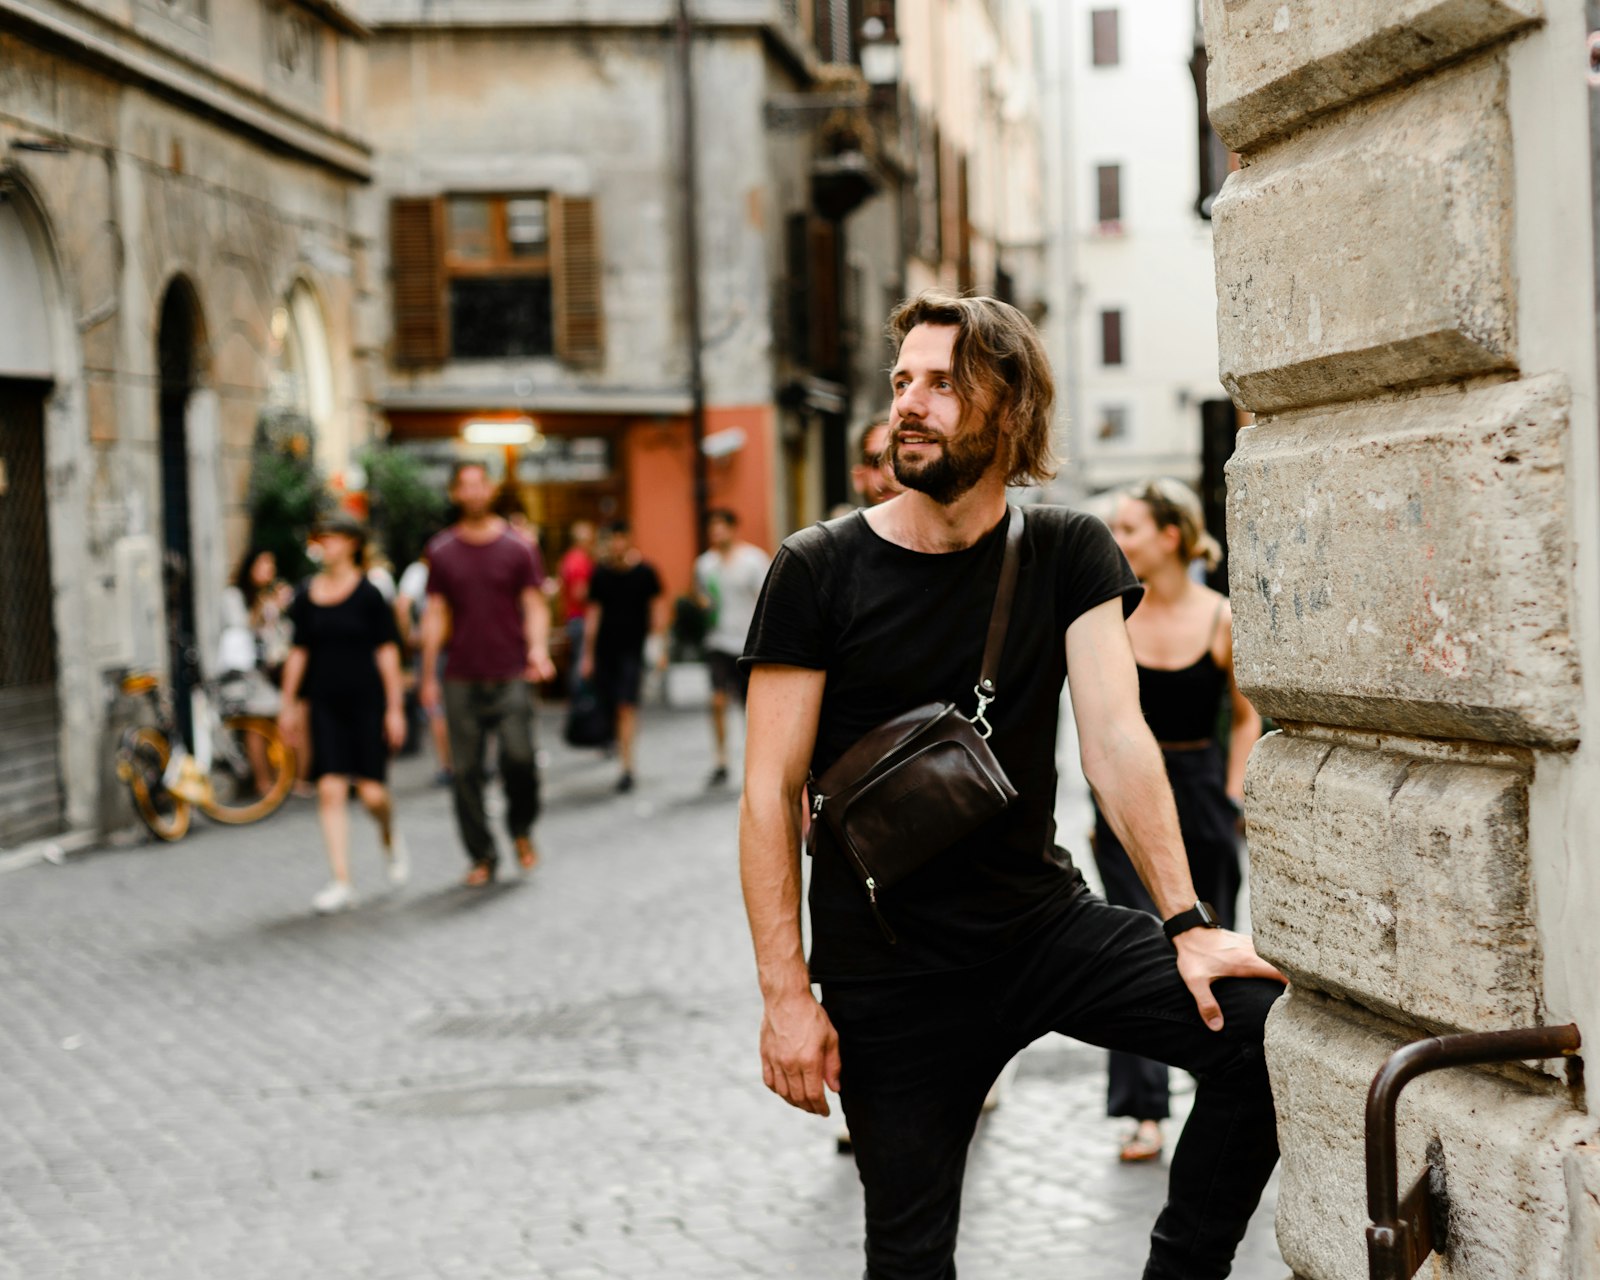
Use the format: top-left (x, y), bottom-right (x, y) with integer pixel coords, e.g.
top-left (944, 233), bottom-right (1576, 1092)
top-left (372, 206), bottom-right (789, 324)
top-left (759, 989), bottom-right (842, 1117)
top-left (419, 676), bottom-right (441, 715)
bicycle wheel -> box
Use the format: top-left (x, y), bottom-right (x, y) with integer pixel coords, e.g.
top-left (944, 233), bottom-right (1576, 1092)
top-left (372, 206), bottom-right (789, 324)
top-left (200, 715), bottom-right (296, 824)
top-left (119, 728), bottom-right (192, 841)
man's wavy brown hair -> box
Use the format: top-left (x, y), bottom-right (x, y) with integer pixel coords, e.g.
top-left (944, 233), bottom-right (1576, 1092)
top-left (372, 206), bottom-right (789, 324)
top-left (887, 290), bottom-right (1058, 489)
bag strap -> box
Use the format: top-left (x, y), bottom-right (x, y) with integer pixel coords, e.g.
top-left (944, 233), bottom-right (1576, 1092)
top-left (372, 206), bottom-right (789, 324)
top-left (969, 505), bottom-right (1025, 737)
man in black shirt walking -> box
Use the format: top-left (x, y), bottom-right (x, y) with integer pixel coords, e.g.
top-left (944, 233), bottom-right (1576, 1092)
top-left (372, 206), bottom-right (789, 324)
top-left (580, 521), bottom-right (663, 793)
top-left (738, 291), bottom-right (1285, 1279)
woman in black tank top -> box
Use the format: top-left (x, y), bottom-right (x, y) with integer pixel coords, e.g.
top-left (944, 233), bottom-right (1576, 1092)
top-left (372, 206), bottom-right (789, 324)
top-left (1094, 478), bottom-right (1263, 1163)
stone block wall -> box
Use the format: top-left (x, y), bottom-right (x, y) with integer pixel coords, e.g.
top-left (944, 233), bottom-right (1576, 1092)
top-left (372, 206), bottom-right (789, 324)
top-left (1205, 1), bottom-right (1599, 1275)
top-left (0, 18), bottom-right (373, 835)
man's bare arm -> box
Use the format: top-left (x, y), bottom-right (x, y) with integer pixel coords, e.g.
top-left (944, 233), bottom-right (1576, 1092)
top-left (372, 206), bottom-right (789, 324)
top-left (739, 664), bottom-right (841, 1116)
top-left (521, 585), bottom-right (555, 682)
top-left (418, 594), bottom-right (450, 712)
top-left (1068, 599), bottom-right (1197, 917)
top-left (579, 601), bottom-right (601, 679)
top-left (1067, 598), bottom-right (1284, 1029)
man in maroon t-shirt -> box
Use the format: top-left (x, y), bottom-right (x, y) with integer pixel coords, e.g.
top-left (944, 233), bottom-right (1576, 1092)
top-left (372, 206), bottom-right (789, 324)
top-left (420, 461), bottom-right (556, 884)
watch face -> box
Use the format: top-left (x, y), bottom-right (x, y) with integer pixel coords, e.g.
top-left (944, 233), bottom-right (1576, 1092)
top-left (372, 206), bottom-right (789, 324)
top-left (1196, 901), bottom-right (1219, 927)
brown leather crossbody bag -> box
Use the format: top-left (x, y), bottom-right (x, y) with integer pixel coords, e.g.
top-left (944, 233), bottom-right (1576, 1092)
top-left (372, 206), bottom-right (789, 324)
top-left (808, 506), bottom-right (1025, 941)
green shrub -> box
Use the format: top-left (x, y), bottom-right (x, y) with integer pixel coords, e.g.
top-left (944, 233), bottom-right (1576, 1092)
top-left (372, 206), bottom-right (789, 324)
top-left (249, 409), bottom-right (326, 581)
top-left (360, 445), bottom-right (449, 571)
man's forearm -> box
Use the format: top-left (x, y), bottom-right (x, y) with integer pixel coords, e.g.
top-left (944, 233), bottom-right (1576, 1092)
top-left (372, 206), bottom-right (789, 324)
top-left (419, 608), bottom-right (444, 675)
top-left (1088, 728), bottom-right (1198, 919)
top-left (582, 604), bottom-right (601, 662)
top-left (738, 788), bottom-right (810, 998)
top-left (524, 595), bottom-right (549, 653)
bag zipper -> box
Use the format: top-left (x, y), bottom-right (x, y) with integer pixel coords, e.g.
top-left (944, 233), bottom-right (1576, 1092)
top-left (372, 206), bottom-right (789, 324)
top-left (813, 788), bottom-right (899, 944)
top-left (838, 837), bottom-right (897, 944)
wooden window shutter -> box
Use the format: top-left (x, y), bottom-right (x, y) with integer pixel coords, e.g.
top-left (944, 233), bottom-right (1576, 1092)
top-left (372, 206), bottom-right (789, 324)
top-left (956, 153), bottom-right (973, 293)
top-left (807, 217), bottom-right (840, 374)
top-left (390, 197), bottom-right (446, 366)
top-left (785, 212), bottom-right (811, 365)
top-left (552, 195), bottom-right (605, 368)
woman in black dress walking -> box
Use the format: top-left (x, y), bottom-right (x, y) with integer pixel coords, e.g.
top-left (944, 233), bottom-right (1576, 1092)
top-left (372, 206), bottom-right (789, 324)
top-left (1096, 478), bottom-right (1263, 1162)
top-left (278, 514), bottom-right (409, 913)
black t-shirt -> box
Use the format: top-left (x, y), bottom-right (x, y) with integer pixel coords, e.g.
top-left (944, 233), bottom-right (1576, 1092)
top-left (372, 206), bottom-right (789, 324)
top-left (288, 578), bottom-right (400, 705)
top-left (590, 561), bottom-right (662, 658)
top-left (741, 505), bottom-right (1142, 980)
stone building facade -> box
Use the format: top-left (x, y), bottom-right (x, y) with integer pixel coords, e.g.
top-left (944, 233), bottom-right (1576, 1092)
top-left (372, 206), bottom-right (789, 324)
top-left (0, 0), bottom-right (375, 844)
top-left (360, 0), bottom-right (920, 593)
top-left (896, 0), bottom-right (1044, 312)
top-left (1205, 1), bottom-right (1600, 1275)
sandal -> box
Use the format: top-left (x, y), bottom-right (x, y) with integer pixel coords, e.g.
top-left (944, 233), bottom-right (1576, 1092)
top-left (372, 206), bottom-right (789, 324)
top-left (1119, 1120), bottom-right (1163, 1163)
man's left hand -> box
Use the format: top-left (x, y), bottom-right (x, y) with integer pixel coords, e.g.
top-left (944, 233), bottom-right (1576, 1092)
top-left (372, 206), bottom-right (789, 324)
top-left (1172, 928), bottom-right (1286, 1031)
top-left (525, 646), bottom-right (556, 683)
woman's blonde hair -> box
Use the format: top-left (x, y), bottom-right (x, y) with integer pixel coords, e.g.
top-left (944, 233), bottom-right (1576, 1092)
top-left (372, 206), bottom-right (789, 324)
top-left (887, 290), bottom-right (1057, 488)
top-left (1126, 477), bottom-right (1222, 570)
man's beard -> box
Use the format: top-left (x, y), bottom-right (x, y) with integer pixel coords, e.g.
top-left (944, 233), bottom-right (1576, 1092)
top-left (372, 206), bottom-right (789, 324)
top-left (889, 414), bottom-right (1002, 506)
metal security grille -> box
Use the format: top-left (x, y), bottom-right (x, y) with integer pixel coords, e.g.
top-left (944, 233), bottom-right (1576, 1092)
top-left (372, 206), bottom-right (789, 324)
top-left (0, 381), bottom-right (65, 847)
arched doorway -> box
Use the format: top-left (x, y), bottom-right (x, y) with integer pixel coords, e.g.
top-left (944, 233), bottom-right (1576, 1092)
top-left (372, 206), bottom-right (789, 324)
top-left (157, 279), bottom-right (203, 746)
top-left (269, 280), bottom-right (340, 471)
top-left (0, 193), bottom-right (66, 844)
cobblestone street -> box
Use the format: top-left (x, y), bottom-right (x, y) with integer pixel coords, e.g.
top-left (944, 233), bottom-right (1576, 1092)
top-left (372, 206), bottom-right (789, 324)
top-left (0, 705), bottom-right (1283, 1279)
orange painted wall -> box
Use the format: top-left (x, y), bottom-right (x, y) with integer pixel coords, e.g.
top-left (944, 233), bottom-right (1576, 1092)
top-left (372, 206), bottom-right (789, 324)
top-left (624, 418), bottom-right (697, 598)
top-left (624, 403), bottom-right (776, 598)
top-left (704, 404), bottom-right (776, 555)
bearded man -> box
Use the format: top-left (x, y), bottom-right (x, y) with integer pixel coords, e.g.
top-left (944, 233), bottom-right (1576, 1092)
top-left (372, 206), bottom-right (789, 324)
top-left (736, 290), bottom-right (1285, 1279)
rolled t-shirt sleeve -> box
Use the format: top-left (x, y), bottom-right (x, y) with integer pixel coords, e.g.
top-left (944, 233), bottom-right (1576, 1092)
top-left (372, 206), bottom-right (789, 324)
top-left (739, 544), bottom-right (829, 671)
top-left (518, 542), bottom-right (540, 592)
top-left (1059, 513), bottom-right (1143, 629)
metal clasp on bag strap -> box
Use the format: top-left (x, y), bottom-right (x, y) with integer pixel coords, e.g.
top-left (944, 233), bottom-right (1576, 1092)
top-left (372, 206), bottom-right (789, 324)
top-left (968, 680), bottom-right (995, 739)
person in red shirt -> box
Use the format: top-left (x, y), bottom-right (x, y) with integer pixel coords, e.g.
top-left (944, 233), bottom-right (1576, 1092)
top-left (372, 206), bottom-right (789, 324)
top-left (419, 462), bottom-right (556, 885)
top-left (558, 520), bottom-right (597, 691)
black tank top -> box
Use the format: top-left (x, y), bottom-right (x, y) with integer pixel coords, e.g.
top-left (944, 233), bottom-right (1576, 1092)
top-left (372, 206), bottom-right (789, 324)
top-left (1135, 601), bottom-right (1228, 743)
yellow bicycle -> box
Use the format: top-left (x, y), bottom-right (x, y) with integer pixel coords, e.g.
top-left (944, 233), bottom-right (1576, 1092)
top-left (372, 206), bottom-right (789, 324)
top-left (114, 670), bottom-right (297, 841)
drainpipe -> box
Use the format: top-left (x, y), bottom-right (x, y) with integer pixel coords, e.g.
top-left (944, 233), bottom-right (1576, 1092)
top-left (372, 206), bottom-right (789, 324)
top-left (676, 0), bottom-right (709, 552)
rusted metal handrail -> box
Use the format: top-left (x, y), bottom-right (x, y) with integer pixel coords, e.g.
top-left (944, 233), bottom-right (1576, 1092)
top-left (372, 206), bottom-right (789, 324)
top-left (1366, 1022), bottom-right (1582, 1280)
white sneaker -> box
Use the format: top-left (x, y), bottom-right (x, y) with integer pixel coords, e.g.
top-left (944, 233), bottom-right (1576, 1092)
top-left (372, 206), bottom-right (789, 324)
top-left (385, 833), bottom-right (410, 886)
top-left (312, 880), bottom-right (353, 914)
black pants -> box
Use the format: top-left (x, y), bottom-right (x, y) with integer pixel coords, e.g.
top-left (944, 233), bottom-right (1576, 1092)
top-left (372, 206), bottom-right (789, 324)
top-left (1093, 744), bottom-right (1242, 1121)
top-left (442, 679), bottom-right (540, 867)
top-left (821, 893), bottom-right (1280, 1280)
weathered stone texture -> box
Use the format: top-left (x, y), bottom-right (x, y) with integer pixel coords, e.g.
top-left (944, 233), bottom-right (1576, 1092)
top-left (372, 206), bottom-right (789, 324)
top-left (1213, 55), bottom-right (1515, 414)
top-left (1269, 990), bottom-right (1596, 1280)
top-left (1567, 1146), bottom-right (1600, 1280)
top-left (1227, 374), bottom-right (1577, 746)
top-left (1203, 0), bottom-right (1542, 152)
top-left (1246, 733), bottom-right (1539, 1031)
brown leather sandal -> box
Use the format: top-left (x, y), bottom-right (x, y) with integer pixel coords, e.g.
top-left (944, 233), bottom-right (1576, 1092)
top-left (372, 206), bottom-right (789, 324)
top-left (1119, 1120), bottom-right (1163, 1163)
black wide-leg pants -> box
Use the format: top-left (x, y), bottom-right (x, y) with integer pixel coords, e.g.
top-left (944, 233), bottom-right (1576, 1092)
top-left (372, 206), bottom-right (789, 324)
top-left (821, 892), bottom-right (1281, 1280)
top-left (1092, 743), bottom-right (1244, 1121)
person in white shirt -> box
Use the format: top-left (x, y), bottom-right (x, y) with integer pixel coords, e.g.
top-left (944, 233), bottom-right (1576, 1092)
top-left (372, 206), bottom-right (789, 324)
top-left (694, 508), bottom-right (771, 788)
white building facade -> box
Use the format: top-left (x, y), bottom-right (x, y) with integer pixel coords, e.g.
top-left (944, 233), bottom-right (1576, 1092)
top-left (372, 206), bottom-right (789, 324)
top-left (1039, 0), bottom-right (1233, 507)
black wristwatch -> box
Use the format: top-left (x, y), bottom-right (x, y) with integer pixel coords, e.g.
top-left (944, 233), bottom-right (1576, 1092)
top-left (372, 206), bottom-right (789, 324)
top-left (1162, 901), bottom-right (1223, 942)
